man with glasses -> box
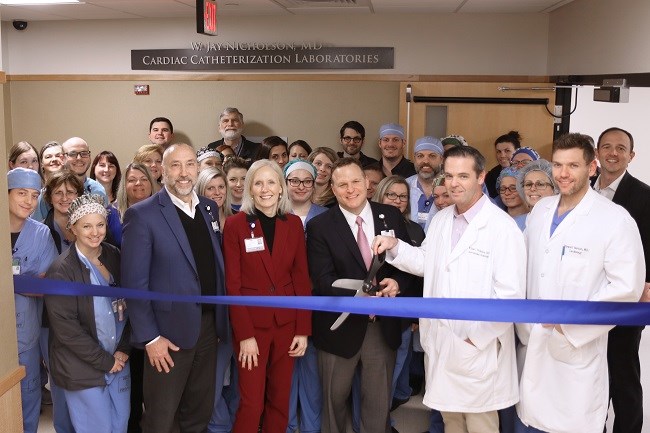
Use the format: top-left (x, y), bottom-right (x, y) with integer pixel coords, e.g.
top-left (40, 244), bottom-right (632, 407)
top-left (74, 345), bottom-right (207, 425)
top-left (32, 137), bottom-right (107, 221)
top-left (406, 136), bottom-right (444, 231)
top-left (517, 133), bottom-right (644, 433)
top-left (337, 120), bottom-right (378, 168)
top-left (377, 123), bottom-right (416, 178)
top-left (373, 146), bottom-right (526, 433)
top-left (207, 107), bottom-right (260, 162)
top-left (594, 127), bottom-right (650, 433)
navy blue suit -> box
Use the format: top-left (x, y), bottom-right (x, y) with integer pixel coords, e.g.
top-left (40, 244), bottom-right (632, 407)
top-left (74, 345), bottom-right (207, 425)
top-left (121, 187), bottom-right (229, 433)
top-left (122, 188), bottom-right (228, 347)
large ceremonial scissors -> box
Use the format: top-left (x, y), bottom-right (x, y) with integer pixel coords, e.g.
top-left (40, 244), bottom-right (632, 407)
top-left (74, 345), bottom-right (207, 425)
top-left (329, 252), bottom-right (386, 331)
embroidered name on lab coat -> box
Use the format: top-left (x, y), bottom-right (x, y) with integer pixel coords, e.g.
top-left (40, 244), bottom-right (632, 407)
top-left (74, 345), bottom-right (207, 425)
top-left (468, 246), bottom-right (490, 258)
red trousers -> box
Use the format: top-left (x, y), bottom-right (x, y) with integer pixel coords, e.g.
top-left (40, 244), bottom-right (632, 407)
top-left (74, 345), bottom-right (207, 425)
top-left (233, 321), bottom-right (296, 433)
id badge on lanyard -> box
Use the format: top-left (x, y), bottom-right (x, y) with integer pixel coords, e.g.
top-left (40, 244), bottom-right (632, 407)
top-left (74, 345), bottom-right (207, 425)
top-left (245, 222), bottom-right (265, 253)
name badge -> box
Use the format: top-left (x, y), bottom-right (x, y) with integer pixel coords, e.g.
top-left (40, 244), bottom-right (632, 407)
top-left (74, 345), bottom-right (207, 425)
top-left (245, 237), bottom-right (265, 253)
top-left (417, 212), bottom-right (429, 223)
top-left (381, 229), bottom-right (395, 237)
top-left (12, 258), bottom-right (20, 275)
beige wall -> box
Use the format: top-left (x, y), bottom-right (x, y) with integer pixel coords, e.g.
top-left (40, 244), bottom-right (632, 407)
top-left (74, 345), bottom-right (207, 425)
top-left (548, 0), bottom-right (650, 75)
top-left (0, 79), bottom-right (21, 426)
top-left (7, 80), bottom-right (398, 163)
top-left (1, 13), bottom-right (550, 75)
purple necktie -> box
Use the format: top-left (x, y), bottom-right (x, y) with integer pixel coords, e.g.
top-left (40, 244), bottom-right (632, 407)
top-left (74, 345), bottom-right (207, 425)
top-left (356, 216), bottom-right (376, 320)
top-left (356, 216), bottom-right (372, 270)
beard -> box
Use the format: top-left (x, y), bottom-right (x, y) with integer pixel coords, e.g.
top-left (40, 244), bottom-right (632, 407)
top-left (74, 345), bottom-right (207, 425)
top-left (222, 130), bottom-right (242, 141)
top-left (165, 175), bottom-right (195, 198)
top-left (417, 164), bottom-right (441, 180)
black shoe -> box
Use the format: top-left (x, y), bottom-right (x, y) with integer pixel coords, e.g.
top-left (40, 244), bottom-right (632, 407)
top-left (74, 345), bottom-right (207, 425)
top-left (41, 387), bottom-right (53, 405)
top-left (410, 375), bottom-right (423, 396)
top-left (390, 396), bottom-right (409, 412)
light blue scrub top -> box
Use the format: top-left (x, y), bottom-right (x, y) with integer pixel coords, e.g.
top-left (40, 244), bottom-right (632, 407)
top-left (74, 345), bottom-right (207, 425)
top-left (13, 218), bottom-right (58, 353)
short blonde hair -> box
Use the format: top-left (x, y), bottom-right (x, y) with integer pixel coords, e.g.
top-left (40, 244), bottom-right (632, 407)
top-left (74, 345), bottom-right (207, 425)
top-left (240, 159), bottom-right (292, 216)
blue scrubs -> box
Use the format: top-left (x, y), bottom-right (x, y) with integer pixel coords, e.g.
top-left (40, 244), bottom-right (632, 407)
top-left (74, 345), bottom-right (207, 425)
top-left (65, 252), bottom-right (130, 433)
top-left (286, 339), bottom-right (321, 433)
top-left (13, 218), bottom-right (58, 433)
top-left (208, 340), bottom-right (239, 433)
top-left (40, 327), bottom-right (76, 433)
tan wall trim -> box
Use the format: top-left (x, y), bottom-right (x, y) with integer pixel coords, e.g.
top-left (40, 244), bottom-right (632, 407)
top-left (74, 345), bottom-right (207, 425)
top-left (0, 366), bottom-right (25, 398)
top-left (6, 74), bottom-right (551, 83)
top-left (0, 72), bottom-right (6, 84)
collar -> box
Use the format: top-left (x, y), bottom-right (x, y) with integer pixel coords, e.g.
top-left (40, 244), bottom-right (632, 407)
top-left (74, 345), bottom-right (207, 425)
top-left (339, 200), bottom-right (373, 229)
top-left (166, 186), bottom-right (200, 218)
top-left (453, 194), bottom-right (487, 224)
top-left (595, 171), bottom-right (625, 194)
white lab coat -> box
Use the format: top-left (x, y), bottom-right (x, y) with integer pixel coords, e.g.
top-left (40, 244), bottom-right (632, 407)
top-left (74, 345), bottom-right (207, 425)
top-left (517, 188), bottom-right (644, 433)
top-left (388, 197), bottom-right (526, 412)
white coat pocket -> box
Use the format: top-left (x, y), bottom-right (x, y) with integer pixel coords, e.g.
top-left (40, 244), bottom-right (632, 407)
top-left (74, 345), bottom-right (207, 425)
top-left (442, 327), bottom-right (498, 379)
top-left (547, 328), bottom-right (599, 366)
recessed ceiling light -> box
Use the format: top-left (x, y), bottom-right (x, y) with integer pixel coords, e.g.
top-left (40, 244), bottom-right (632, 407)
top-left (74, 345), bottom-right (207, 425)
top-left (0, 0), bottom-right (82, 4)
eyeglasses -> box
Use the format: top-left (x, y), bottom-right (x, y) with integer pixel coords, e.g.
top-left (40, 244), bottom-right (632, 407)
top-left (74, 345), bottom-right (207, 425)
top-left (523, 181), bottom-right (552, 190)
top-left (287, 178), bottom-right (314, 188)
top-left (499, 185), bottom-right (518, 194)
top-left (52, 190), bottom-right (78, 200)
top-left (342, 136), bottom-right (363, 144)
top-left (511, 159), bottom-right (532, 168)
top-left (385, 192), bottom-right (409, 202)
top-left (65, 150), bottom-right (91, 159)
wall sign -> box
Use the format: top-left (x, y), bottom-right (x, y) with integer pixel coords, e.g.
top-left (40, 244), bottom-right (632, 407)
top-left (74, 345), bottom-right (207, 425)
top-left (131, 43), bottom-right (394, 71)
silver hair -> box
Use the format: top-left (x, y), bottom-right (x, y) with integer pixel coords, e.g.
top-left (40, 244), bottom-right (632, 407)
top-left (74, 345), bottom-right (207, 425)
top-left (240, 159), bottom-right (292, 216)
top-left (516, 159), bottom-right (558, 201)
top-left (219, 107), bottom-right (244, 122)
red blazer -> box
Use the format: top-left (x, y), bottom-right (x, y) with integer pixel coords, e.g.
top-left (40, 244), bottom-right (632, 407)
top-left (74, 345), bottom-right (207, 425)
top-left (223, 211), bottom-right (312, 343)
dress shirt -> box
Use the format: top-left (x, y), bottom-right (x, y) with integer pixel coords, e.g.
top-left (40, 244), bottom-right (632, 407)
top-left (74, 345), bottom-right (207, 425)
top-left (594, 171), bottom-right (625, 201)
top-left (339, 201), bottom-right (375, 253)
top-left (166, 187), bottom-right (200, 218)
top-left (451, 194), bottom-right (488, 249)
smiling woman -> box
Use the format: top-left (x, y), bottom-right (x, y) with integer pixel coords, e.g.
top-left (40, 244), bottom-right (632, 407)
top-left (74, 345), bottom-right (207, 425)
top-left (45, 193), bottom-right (131, 433)
top-left (223, 159), bottom-right (312, 433)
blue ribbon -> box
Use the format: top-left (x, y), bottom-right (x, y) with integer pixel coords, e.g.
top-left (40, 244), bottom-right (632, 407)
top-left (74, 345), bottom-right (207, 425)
top-left (14, 274), bottom-right (650, 325)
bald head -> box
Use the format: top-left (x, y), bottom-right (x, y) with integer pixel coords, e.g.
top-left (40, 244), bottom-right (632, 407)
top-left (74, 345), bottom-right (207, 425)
top-left (62, 137), bottom-right (91, 178)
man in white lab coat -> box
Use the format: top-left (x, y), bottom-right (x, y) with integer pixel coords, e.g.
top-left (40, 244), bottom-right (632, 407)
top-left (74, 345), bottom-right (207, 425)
top-left (516, 133), bottom-right (645, 433)
top-left (373, 145), bottom-right (526, 433)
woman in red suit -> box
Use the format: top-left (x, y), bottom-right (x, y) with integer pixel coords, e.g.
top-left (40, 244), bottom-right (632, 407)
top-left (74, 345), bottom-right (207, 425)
top-left (223, 159), bottom-right (312, 433)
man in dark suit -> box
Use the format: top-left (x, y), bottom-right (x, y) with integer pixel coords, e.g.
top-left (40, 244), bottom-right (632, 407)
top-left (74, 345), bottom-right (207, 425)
top-left (121, 143), bottom-right (229, 433)
top-left (207, 107), bottom-right (260, 162)
top-left (306, 158), bottom-right (412, 433)
top-left (595, 127), bottom-right (650, 433)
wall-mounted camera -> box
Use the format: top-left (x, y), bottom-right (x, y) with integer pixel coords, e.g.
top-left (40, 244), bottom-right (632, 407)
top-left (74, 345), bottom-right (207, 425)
top-left (13, 21), bottom-right (28, 31)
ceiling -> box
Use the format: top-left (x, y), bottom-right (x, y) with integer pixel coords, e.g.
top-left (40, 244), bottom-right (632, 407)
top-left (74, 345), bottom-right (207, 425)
top-left (0, 0), bottom-right (574, 21)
